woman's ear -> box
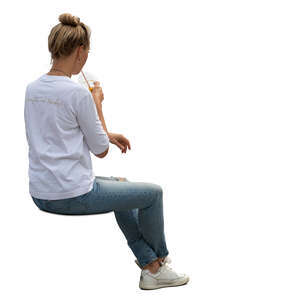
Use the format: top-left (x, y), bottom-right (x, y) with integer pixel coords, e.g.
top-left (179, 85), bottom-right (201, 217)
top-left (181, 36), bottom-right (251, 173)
top-left (75, 45), bottom-right (84, 60)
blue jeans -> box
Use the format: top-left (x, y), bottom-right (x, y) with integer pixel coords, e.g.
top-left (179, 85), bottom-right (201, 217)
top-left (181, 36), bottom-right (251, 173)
top-left (31, 175), bottom-right (169, 268)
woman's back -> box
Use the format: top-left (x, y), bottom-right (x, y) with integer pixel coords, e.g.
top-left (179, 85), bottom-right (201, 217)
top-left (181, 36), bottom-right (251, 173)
top-left (24, 74), bottom-right (109, 200)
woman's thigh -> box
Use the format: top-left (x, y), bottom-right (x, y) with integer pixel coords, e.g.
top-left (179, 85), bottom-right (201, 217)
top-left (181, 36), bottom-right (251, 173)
top-left (85, 177), bottom-right (162, 214)
top-left (32, 176), bottom-right (162, 216)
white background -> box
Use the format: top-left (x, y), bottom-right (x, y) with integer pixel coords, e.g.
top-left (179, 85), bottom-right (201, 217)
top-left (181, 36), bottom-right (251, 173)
top-left (1, 0), bottom-right (299, 299)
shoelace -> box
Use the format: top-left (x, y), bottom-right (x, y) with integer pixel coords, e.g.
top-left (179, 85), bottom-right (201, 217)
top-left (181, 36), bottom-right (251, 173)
top-left (159, 256), bottom-right (172, 266)
top-left (137, 256), bottom-right (172, 271)
top-left (159, 257), bottom-right (174, 272)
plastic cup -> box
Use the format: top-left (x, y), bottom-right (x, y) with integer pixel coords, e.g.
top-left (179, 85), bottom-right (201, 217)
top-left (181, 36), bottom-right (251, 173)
top-left (78, 71), bottom-right (101, 92)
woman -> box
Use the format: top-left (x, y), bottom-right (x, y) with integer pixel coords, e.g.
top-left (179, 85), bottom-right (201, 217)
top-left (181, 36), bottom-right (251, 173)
top-left (24, 13), bottom-right (189, 290)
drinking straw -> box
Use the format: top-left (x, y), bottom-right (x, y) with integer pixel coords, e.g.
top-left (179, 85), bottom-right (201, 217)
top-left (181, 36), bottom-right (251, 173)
top-left (81, 70), bottom-right (93, 92)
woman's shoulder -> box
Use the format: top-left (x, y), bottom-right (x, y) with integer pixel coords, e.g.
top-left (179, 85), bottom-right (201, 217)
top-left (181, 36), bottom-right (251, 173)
top-left (70, 84), bottom-right (91, 101)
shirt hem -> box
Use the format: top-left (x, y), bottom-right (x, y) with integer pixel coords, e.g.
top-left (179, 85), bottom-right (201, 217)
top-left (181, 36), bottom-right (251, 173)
top-left (30, 179), bottom-right (95, 200)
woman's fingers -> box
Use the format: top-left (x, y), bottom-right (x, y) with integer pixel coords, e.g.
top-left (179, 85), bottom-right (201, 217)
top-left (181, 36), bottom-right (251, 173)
top-left (126, 138), bottom-right (131, 150)
top-left (122, 136), bottom-right (131, 150)
top-left (110, 134), bottom-right (131, 153)
top-left (115, 140), bottom-right (126, 152)
top-left (118, 177), bottom-right (127, 181)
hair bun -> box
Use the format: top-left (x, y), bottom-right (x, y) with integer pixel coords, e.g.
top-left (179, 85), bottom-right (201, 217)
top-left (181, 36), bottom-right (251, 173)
top-left (59, 13), bottom-right (81, 26)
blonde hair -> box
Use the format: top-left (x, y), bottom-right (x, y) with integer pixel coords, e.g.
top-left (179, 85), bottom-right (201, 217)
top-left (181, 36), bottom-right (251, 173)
top-left (48, 13), bottom-right (91, 63)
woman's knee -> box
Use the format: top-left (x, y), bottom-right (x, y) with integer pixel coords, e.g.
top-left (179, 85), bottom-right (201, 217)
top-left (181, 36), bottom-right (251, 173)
top-left (148, 183), bottom-right (163, 202)
top-left (155, 184), bottom-right (163, 197)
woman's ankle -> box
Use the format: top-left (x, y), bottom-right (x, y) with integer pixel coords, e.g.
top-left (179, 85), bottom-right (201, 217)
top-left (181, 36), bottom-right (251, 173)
top-left (142, 258), bottom-right (161, 273)
top-left (157, 256), bottom-right (166, 264)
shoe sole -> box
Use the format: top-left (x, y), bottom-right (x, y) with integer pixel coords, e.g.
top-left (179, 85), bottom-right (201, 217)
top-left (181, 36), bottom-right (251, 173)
top-left (139, 276), bottom-right (190, 290)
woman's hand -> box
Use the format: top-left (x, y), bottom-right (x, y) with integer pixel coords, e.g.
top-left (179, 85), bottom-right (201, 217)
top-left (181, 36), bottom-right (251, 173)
top-left (108, 132), bottom-right (131, 153)
top-left (91, 81), bottom-right (104, 106)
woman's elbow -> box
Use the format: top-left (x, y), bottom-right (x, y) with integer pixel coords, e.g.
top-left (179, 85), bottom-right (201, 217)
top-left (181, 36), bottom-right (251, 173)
top-left (94, 146), bottom-right (109, 158)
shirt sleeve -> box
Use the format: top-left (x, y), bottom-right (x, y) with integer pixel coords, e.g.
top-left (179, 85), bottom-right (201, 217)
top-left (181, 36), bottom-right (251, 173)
top-left (75, 88), bottom-right (109, 155)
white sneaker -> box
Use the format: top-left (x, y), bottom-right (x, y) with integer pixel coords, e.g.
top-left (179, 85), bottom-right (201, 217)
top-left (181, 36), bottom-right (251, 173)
top-left (139, 258), bottom-right (190, 290)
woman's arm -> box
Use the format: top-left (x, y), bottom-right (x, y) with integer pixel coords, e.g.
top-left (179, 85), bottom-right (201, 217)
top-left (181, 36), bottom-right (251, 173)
top-left (91, 82), bottom-right (111, 138)
top-left (95, 101), bottom-right (109, 136)
top-left (92, 87), bottom-right (131, 153)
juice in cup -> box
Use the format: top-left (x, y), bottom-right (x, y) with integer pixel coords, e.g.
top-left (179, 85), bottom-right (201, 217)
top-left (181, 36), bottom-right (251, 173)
top-left (78, 71), bottom-right (101, 92)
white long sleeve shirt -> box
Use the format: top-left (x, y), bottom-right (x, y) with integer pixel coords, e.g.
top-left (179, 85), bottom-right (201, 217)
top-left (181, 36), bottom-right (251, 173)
top-left (24, 74), bottom-right (109, 200)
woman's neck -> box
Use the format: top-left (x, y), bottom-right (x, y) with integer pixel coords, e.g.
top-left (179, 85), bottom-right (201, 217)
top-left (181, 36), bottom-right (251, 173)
top-left (47, 66), bottom-right (72, 77)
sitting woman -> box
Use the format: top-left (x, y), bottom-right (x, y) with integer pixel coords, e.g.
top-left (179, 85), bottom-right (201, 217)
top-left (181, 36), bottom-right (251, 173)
top-left (24, 12), bottom-right (189, 290)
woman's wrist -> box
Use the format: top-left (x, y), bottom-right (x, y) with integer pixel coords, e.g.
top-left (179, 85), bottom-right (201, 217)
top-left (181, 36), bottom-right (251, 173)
top-left (107, 132), bottom-right (113, 140)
